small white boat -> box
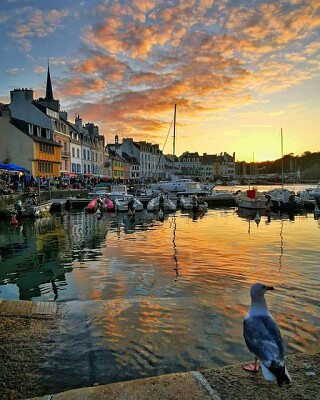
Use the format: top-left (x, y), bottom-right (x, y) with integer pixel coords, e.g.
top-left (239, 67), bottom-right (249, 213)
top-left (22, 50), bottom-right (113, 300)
top-left (150, 175), bottom-right (215, 193)
top-left (210, 189), bottom-right (235, 199)
top-left (296, 189), bottom-right (317, 211)
top-left (107, 185), bottom-right (129, 200)
top-left (176, 181), bottom-right (212, 197)
top-left (6, 197), bottom-right (52, 218)
top-left (178, 194), bottom-right (208, 211)
top-left (308, 182), bottom-right (320, 201)
top-left (147, 194), bottom-right (176, 212)
top-left (88, 188), bottom-right (110, 199)
top-left (114, 195), bottom-right (143, 212)
top-left (235, 188), bottom-right (267, 210)
top-left (265, 187), bottom-right (303, 212)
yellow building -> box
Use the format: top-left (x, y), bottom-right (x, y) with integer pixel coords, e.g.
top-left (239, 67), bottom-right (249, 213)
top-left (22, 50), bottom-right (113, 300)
top-left (110, 152), bottom-right (125, 180)
top-left (0, 106), bottom-right (61, 177)
top-left (33, 139), bottom-right (61, 177)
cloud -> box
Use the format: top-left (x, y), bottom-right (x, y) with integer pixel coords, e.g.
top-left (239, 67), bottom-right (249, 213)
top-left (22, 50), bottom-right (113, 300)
top-left (34, 66), bottom-right (45, 74)
top-left (56, 76), bottom-right (106, 97)
top-left (27, 0), bottom-right (319, 147)
top-left (9, 7), bottom-right (69, 51)
top-left (6, 67), bottom-right (24, 74)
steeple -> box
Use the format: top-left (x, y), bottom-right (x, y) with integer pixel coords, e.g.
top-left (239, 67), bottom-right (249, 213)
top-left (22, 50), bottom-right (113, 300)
top-left (45, 60), bottom-right (53, 100)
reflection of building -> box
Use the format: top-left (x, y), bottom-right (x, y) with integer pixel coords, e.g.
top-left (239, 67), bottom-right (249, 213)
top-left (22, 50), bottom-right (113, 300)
top-left (0, 217), bottom-right (67, 300)
top-left (61, 212), bottom-right (112, 252)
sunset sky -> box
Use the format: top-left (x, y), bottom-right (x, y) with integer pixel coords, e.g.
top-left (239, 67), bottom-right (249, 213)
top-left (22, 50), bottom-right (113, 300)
top-left (1, 0), bottom-right (319, 161)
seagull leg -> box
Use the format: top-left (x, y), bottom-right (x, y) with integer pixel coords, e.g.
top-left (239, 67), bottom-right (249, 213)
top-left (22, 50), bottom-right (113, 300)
top-left (242, 357), bottom-right (260, 372)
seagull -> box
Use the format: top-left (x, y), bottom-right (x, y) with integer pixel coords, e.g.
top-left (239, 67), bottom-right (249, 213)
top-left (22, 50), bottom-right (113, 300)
top-left (243, 283), bottom-right (291, 387)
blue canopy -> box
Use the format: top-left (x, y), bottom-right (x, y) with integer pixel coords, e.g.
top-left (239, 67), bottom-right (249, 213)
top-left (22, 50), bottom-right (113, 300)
top-left (0, 162), bottom-right (30, 173)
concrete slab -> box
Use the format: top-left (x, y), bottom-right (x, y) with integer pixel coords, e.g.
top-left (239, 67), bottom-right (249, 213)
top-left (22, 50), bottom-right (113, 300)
top-left (44, 372), bottom-right (213, 400)
top-left (202, 353), bottom-right (319, 400)
top-left (0, 300), bottom-right (58, 317)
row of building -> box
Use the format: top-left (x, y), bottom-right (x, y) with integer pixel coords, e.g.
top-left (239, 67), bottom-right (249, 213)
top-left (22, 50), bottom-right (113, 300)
top-left (0, 65), bottom-right (236, 182)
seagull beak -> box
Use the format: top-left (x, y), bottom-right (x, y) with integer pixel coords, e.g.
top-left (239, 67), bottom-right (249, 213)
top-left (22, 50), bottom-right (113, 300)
top-left (266, 286), bottom-right (275, 291)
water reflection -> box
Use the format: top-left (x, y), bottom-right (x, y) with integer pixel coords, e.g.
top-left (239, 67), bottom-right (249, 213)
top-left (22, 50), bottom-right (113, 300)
top-left (279, 218), bottom-right (284, 271)
top-left (0, 208), bottom-right (319, 393)
top-left (0, 213), bottom-right (112, 300)
top-left (171, 215), bottom-right (179, 281)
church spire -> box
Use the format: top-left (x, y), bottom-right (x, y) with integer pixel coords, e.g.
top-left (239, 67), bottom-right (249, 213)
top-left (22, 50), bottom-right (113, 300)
top-left (45, 60), bottom-right (54, 100)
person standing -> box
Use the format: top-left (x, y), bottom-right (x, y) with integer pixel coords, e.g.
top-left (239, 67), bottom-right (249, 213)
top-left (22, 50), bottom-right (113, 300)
top-left (128, 197), bottom-right (135, 216)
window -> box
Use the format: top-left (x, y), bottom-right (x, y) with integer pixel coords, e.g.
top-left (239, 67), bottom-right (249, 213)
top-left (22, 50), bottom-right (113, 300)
top-left (72, 147), bottom-right (75, 157)
top-left (77, 149), bottom-right (80, 158)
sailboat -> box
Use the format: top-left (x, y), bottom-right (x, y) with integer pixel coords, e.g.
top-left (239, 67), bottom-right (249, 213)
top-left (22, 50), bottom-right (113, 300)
top-left (235, 152), bottom-right (267, 211)
top-left (265, 129), bottom-right (303, 213)
top-left (149, 104), bottom-right (214, 194)
top-left (235, 186), bottom-right (267, 210)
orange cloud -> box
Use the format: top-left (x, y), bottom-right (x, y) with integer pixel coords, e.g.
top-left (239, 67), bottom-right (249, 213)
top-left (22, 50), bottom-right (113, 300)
top-left (27, 0), bottom-right (318, 156)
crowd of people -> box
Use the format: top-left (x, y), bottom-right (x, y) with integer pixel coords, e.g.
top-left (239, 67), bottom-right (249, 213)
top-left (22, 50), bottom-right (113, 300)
top-left (0, 172), bottom-right (145, 195)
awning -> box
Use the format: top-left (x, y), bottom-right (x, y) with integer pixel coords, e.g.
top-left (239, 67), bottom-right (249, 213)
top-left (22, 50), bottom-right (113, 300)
top-left (0, 162), bottom-right (30, 173)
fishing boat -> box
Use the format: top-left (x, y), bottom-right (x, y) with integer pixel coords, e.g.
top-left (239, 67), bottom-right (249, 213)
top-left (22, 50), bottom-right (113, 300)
top-left (235, 188), bottom-right (267, 210)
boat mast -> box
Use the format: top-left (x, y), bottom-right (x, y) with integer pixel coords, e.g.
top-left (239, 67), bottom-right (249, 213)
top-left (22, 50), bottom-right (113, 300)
top-left (281, 128), bottom-right (284, 188)
top-left (173, 104), bottom-right (177, 173)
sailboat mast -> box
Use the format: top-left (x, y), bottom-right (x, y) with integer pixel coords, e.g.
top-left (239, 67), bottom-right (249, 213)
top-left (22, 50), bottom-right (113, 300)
top-left (173, 104), bottom-right (176, 157)
top-left (281, 128), bottom-right (284, 188)
top-left (173, 104), bottom-right (177, 174)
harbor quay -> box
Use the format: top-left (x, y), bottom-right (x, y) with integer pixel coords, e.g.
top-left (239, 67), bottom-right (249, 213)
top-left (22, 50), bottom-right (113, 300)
top-left (0, 189), bottom-right (236, 214)
top-left (0, 299), bottom-right (318, 400)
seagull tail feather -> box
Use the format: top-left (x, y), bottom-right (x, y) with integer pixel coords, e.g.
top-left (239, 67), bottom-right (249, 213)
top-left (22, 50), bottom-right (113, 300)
top-left (269, 362), bottom-right (291, 387)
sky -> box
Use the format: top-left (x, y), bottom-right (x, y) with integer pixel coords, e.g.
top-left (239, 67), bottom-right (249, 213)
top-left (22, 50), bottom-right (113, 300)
top-left (0, 0), bottom-right (319, 162)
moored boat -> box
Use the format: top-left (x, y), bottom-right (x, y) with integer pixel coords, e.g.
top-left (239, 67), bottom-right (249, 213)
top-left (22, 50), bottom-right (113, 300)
top-left (114, 195), bottom-right (143, 212)
top-left (150, 175), bottom-right (215, 193)
top-left (235, 188), bottom-right (267, 210)
top-left (265, 187), bottom-right (303, 212)
top-left (4, 196), bottom-right (52, 218)
top-left (85, 197), bottom-right (114, 213)
top-left (178, 194), bottom-right (208, 211)
top-left (147, 193), bottom-right (176, 212)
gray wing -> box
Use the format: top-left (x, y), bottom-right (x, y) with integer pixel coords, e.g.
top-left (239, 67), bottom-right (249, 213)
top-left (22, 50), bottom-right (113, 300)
top-left (243, 315), bottom-right (285, 368)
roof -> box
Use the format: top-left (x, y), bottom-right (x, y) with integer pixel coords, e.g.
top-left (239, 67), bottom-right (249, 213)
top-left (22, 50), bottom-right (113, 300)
top-left (11, 118), bottom-right (61, 146)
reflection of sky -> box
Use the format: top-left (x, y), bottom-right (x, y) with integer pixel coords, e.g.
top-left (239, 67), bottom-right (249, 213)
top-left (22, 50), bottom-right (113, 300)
top-left (0, 209), bottom-right (319, 387)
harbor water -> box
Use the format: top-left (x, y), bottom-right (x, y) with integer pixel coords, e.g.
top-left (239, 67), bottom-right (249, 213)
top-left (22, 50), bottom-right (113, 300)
top-left (0, 200), bottom-right (319, 393)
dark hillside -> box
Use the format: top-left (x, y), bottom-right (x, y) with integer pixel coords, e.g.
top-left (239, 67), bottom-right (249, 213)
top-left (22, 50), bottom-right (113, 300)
top-left (256, 152), bottom-right (320, 180)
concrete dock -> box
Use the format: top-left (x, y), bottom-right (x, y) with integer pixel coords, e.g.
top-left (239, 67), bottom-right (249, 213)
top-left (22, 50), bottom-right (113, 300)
top-left (0, 300), bottom-right (318, 400)
top-left (29, 351), bottom-right (320, 399)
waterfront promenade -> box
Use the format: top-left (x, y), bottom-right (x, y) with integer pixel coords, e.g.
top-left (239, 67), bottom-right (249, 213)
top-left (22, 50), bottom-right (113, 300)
top-left (0, 300), bottom-right (318, 400)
